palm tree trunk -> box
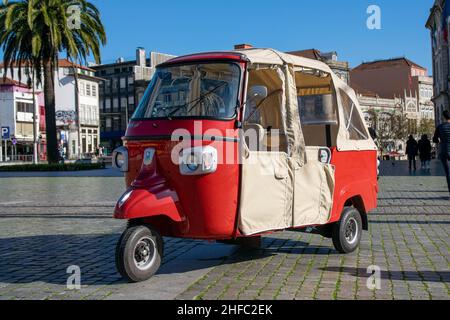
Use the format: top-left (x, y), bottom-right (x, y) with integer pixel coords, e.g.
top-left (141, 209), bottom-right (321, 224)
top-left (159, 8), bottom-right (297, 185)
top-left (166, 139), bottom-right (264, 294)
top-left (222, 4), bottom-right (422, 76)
top-left (43, 59), bottom-right (59, 164)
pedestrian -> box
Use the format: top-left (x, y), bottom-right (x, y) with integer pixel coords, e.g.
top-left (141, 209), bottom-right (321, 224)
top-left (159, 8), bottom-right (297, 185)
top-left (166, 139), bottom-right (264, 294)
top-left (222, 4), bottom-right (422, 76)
top-left (433, 110), bottom-right (450, 194)
top-left (406, 135), bottom-right (418, 171)
top-left (418, 134), bottom-right (432, 170)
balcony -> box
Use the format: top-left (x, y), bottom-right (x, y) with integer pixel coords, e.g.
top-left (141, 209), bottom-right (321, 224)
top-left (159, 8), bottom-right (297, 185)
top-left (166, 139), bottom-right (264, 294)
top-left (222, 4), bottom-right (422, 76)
top-left (16, 112), bottom-right (34, 123)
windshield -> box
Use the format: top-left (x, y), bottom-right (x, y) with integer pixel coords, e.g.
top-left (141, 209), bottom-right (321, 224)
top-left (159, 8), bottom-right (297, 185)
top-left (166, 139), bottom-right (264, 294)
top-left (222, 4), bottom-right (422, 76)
top-left (132, 62), bottom-right (241, 120)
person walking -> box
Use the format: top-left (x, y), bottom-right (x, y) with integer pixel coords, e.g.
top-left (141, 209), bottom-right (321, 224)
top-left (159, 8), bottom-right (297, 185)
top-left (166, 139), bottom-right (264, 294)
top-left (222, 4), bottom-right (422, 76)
top-left (418, 134), bottom-right (432, 170)
top-left (433, 110), bottom-right (450, 194)
top-left (406, 135), bottom-right (418, 171)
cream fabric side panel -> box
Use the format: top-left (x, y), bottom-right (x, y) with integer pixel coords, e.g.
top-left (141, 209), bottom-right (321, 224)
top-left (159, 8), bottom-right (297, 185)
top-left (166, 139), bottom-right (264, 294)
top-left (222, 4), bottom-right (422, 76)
top-left (284, 65), bottom-right (307, 166)
top-left (332, 74), bottom-right (378, 152)
top-left (293, 148), bottom-right (336, 227)
top-left (239, 152), bottom-right (293, 236)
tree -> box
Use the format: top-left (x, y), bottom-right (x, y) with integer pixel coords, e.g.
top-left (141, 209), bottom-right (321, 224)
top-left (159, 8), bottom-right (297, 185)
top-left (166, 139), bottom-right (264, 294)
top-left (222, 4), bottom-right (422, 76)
top-left (418, 118), bottom-right (435, 138)
top-left (375, 110), bottom-right (410, 154)
top-left (0, 0), bottom-right (106, 163)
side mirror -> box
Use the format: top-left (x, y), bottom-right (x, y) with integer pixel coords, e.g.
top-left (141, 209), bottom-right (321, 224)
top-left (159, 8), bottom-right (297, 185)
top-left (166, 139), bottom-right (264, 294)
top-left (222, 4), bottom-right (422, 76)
top-left (248, 85), bottom-right (268, 100)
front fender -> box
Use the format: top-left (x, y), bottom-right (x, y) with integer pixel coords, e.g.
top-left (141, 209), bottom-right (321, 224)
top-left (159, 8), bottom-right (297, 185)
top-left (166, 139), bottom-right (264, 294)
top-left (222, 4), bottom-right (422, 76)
top-left (114, 184), bottom-right (185, 223)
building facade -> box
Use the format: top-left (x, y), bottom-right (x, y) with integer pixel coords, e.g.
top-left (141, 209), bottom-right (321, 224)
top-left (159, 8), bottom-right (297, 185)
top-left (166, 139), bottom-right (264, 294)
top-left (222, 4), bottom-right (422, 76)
top-left (0, 60), bottom-right (102, 160)
top-left (350, 57), bottom-right (435, 126)
top-left (288, 49), bottom-right (351, 84)
top-left (426, 0), bottom-right (450, 124)
top-left (0, 78), bottom-right (45, 162)
top-left (92, 48), bottom-right (175, 152)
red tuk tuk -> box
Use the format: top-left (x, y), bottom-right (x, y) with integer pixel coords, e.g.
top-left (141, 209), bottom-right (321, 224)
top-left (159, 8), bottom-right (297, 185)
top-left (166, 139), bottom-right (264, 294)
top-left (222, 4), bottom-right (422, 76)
top-left (112, 48), bottom-right (379, 282)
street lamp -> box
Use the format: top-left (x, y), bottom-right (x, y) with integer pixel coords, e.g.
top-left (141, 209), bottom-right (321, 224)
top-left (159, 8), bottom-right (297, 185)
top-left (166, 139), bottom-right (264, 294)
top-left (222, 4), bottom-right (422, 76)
top-left (27, 68), bottom-right (39, 165)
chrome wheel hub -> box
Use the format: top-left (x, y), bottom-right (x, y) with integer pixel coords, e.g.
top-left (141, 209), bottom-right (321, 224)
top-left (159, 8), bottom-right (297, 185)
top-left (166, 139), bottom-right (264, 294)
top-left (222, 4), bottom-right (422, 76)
top-left (345, 218), bottom-right (358, 245)
top-left (133, 237), bottom-right (156, 271)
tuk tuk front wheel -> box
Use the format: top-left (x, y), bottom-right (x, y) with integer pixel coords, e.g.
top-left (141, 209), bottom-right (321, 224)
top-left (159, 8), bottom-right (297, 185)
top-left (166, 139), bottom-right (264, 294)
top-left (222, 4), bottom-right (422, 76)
top-left (115, 225), bottom-right (163, 283)
top-left (332, 207), bottom-right (362, 254)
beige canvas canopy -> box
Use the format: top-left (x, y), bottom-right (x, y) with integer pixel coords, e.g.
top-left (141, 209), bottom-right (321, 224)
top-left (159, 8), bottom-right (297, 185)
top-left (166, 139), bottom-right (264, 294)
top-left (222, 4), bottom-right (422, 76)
top-left (230, 48), bottom-right (377, 235)
top-left (234, 48), bottom-right (377, 156)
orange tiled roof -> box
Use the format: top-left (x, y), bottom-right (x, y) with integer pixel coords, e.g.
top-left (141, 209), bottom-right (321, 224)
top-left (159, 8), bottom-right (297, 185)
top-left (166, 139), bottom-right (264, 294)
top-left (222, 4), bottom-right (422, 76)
top-left (0, 77), bottom-right (29, 88)
top-left (287, 49), bottom-right (323, 61)
top-left (0, 59), bottom-right (95, 72)
top-left (353, 57), bottom-right (426, 71)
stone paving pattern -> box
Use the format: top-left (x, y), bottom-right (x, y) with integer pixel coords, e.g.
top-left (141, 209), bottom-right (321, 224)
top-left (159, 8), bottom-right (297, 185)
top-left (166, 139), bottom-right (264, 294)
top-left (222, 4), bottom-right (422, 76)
top-left (0, 162), bottom-right (448, 300)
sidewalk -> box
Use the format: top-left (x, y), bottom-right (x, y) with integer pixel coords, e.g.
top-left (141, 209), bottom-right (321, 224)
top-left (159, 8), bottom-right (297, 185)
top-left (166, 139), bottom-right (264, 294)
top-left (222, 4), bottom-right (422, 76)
top-left (380, 160), bottom-right (446, 177)
top-left (0, 167), bottom-right (123, 178)
top-left (0, 161), bottom-right (448, 300)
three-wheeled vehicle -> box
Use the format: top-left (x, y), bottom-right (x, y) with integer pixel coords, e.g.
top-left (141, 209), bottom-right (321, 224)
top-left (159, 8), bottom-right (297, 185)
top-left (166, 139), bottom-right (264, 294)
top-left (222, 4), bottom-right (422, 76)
top-left (112, 48), bottom-right (379, 282)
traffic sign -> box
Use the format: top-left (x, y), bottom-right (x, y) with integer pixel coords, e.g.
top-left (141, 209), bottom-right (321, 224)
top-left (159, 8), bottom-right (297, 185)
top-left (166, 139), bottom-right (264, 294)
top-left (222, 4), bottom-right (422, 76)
top-left (1, 127), bottom-right (10, 140)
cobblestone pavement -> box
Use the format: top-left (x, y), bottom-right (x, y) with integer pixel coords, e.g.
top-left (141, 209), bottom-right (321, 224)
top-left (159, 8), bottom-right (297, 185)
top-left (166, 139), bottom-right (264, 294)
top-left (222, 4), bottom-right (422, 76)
top-left (0, 162), bottom-right (449, 300)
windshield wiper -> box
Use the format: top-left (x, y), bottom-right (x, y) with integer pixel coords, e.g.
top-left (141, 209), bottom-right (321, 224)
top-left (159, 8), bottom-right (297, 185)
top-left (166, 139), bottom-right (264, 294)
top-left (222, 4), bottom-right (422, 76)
top-left (167, 83), bottom-right (227, 118)
top-left (185, 83), bottom-right (226, 115)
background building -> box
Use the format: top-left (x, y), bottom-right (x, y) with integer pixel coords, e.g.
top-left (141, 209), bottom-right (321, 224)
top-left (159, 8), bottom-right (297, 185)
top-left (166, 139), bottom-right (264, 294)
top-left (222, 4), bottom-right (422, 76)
top-left (0, 78), bottom-right (45, 162)
top-left (288, 49), bottom-right (351, 84)
top-left (350, 57), bottom-right (435, 127)
top-left (351, 60), bottom-right (435, 156)
top-left (0, 59), bottom-right (102, 160)
top-left (92, 48), bottom-right (175, 152)
top-left (426, 0), bottom-right (450, 124)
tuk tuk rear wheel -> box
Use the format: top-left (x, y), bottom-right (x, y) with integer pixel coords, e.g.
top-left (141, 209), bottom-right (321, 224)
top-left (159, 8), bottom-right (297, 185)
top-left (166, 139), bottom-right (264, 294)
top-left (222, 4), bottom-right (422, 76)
top-left (332, 207), bottom-right (362, 254)
top-left (115, 225), bottom-right (163, 283)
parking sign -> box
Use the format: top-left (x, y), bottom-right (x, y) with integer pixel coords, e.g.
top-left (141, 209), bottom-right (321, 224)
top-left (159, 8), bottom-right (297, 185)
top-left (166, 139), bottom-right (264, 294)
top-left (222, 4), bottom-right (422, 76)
top-left (1, 127), bottom-right (10, 140)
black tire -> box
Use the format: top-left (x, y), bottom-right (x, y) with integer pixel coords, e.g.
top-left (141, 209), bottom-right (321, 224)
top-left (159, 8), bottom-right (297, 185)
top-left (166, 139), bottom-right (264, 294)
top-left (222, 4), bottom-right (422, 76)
top-left (115, 225), bottom-right (163, 283)
top-left (332, 207), bottom-right (363, 254)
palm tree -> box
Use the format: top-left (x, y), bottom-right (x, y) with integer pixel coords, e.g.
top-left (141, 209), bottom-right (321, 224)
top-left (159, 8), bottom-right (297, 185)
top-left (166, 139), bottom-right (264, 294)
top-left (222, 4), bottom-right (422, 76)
top-left (0, 0), bottom-right (106, 163)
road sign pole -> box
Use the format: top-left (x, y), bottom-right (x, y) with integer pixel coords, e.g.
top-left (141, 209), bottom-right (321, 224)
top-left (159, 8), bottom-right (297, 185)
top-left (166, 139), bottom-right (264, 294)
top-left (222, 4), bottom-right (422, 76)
top-left (1, 127), bottom-right (11, 162)
top-left (0, 139), bottom-right (2, 162)
top-left (3, 139), bottom-right (6, 162)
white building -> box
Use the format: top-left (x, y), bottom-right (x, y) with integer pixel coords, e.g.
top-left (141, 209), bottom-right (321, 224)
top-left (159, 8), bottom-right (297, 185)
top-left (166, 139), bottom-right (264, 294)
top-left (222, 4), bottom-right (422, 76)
top-left (0, 78), bottom-right (43, 162)
top-left (0, 59), bottom-right (102, 159)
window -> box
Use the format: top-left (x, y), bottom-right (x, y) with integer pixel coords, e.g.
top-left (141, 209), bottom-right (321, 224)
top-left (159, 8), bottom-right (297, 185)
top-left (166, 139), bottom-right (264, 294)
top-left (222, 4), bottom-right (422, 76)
top-left (106, 117), bottom-right (112, 128)
top-left (16, 102), bottom-right (33, 113)
top-left (295, 69), bottom-right (339, 147)
top-left (113, 116), bottom-right (120, 131)
top-left (128, 95), bottom-right (135, 105)
top-left (92, 84), bottom-right (97, 97)
top-left (132, 62), bottom-right (241, 120)
top-left (86, 84), bottom-right (91, 96)
top-left (121, 97), bottom-right (128, 109)
top-left (113, 97), bottom-right (119, 110)
top-left (298, 94), bottom-right (337, 125)
top-left (340, 90), bottom-right (369, 140)
top-left (79, 82), bottom-right (85, 96)
top-left (120, 77), bottom-right (126, 89)
top-left (128, 76), bottom-right (134, 85)
top-left (243, 68), bottom-right (287, 152)
top-left (105, 98), bottom-right (111, 110)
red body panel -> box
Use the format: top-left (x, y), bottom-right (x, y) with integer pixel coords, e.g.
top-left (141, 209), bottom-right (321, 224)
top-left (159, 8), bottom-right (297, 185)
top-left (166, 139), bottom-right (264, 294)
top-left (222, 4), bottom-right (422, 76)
top-left (329, 148), bottom-right (378, 224)
top-left (114, 119), bottom-right (241, 239)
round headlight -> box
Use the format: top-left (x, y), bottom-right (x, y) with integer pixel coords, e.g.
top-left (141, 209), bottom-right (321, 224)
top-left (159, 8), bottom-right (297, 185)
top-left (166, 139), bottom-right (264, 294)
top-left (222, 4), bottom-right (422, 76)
top-left (186, 154), bottom-right (199, 172)
top-left (116, 152), bottom-right (125, 168)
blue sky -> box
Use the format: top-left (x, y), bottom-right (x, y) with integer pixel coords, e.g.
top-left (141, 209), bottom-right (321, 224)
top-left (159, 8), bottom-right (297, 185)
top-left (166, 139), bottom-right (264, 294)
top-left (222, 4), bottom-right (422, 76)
top-left (1, 1), bottom-right (435, 72)
top-left (91, 0), bottom-right (434, 72)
